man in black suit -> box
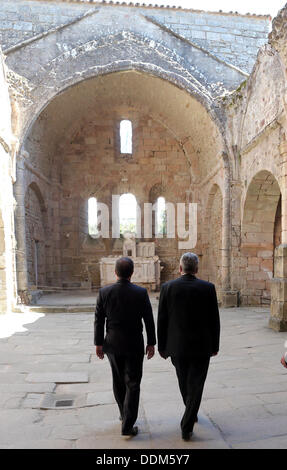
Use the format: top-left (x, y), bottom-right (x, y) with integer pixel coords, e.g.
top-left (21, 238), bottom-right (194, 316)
top-left (157, 252), bottom-right (220, 441)
top-left (94, 257), bottom-right (156, 437)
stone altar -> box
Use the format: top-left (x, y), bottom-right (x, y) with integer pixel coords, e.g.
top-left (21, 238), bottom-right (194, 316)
top-left (99, 234), bottom-right (161, 291)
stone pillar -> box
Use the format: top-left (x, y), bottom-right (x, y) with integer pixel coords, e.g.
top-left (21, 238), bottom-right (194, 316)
top-left (14, 152), bottom-right (29, 303)
top-left (0, 153), bottom-right (18, 313)
top-left (269, 245), bottom-right (287, 331)
top-left (221, 154), bottom-right (238, 307)
top-left (270, 141), bottom-right (287, 331)
top-left (279, 141), bottom-right (287, 245)
top-left (0, 48), bottom-right (18, 313)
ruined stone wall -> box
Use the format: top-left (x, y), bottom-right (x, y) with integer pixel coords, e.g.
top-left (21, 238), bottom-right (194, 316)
top-left (151, 9), bottom-right (270, 73)
top-left (0, 1), bottom-right (280, 308)
top-left (18, 66), bottom-right (225, 296)
top-left (0, 49), bottom-right (16, 312)
top-left (2, 2), bottom-right (247, 161)
top-left (0, 0), bottom-right (270, 74)
top-left (224, 43), bottom-right (286, 306)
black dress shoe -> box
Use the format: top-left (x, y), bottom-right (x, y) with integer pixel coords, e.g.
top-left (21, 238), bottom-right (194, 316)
top-left (182, 431), bottom-right (192, 441)
top-left (122, 426), bottom-right (138, 436)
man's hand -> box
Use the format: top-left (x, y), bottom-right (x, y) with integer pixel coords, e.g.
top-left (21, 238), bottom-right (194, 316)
top-left (146, 345), bottom-right (155, 360)
top-left (96, 345), bottom-right (104, 360)
top-left (159, 350), bottom-right (168, 360)
top-left (281, 356), bottom-right (287, 369)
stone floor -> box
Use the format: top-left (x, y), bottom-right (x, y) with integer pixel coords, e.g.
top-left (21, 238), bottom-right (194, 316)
top-left (0, 294), bottom-right (287, 449)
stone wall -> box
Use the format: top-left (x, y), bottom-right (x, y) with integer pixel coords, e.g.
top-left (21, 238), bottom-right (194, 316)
top-left (223, 38), bottom-right (286, 307)
top-left (149, 8), bottom-right (270, 73)
top-left (24, 183), bottom-right (47, 288)
top-left (0, 49), bottom-right (16, 313)
top-left (0, 0), bottom-right (270, 74)
top-left (206, 185), bottom-right (223, 288)
top-left (2, 2), bottom-right (248, 159)
top-left (19, 157), bottom-right (62, 291)
top-left (53, 112), bottom-right (192, 287)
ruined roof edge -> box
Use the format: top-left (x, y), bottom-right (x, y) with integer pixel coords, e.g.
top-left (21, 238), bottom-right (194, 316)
top-left (28, 0), bottom-right (272, 20)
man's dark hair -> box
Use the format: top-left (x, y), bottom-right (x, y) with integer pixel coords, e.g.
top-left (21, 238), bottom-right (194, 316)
top-left (115, 257), bottom-right (134, 279)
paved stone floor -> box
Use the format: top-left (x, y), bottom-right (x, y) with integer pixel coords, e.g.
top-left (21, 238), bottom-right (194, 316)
top-left (0, 294), bottom-right (287, 449)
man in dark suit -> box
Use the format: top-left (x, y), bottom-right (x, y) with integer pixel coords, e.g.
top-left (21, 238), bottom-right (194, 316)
top-left (94, 256), bottom-right (156, 437)
top-left (157, 252), bottom-right (220, 441)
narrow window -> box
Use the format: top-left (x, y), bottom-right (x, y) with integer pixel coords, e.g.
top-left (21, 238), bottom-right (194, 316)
top-left (88, 197), bottom-right (98, 238)
top-left (156, 197), bottom-right (167, 237)
top-left (120, 120), bottom-right (132, 154)
top-left (119, 193), bottom-right (137, 235)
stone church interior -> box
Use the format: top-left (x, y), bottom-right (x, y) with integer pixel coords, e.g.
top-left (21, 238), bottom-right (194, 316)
top-left (1, 0), bottom-right (287, 331)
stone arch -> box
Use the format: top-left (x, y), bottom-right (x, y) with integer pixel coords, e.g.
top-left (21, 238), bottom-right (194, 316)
top-left (147, 181), bottom-right (179, 280)
top-left (15, 67), bottom-right (231, 297)
top-left (155, 197), bottom-right (167, 238)
top-left (148, 183), bottom-right (165, 238)
top-left (274, 195), bottom-right (282, 248)
top-left (19, 70), bottom-right (229, 183)
top-left (24, 182), bottom-right (47, 288)
top-left (17, 31), bottom-right (227, 150)
top-left (19, 68), bottom-right (230, 244)
top-left (78, 184), bottom-right (110, 266)
top-left (149, 183), bottom-right (167, 204)
top-left (202, 184), bottom-right (223, 296)
top-left (27, 182), bottom-right (47, 215)
top-left (241, 170), bottom-right (281, 306)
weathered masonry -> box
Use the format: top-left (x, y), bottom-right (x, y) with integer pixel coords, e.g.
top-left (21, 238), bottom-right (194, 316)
top-left (1, 0), bottom-right (287, 331)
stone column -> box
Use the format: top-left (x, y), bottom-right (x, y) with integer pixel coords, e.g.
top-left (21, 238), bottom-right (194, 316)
top-left (270, 245), bottom-right (287, 331)
top-left (14, 152), bottom-right (29, 303)
top-left (0, 49), bottom-right (18, 312)
top-left (279, 141), bottom-right (287, 245)
top-left (0, 152), bottom-right (18, 313)
top-left (269, 141), bottom-right (287, 331)
top-left (221, 153), bottom-right (239, 307)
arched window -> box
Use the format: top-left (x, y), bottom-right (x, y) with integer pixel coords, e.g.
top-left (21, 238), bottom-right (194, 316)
top-left (156, 196), bottom-right (167, 237)
top-left (88, 197), bottom-right (98, 238)
top-left (120, 120), bottom-right (132, 154)
top-left (119, 193), bottom-right (137, 235)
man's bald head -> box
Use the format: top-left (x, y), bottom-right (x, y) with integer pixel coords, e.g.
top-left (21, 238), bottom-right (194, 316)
top-left (115, 257), bottom-right (134, 280)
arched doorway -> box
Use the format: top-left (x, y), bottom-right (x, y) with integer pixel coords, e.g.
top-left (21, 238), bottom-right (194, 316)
top-left (241, 170), bottom-right (281, 306)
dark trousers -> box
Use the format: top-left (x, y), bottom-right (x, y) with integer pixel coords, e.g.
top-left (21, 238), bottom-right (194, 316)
top-left (107, 352), bottom-right (144, 434)
top-left (171, 356), bottom-right (210, 434)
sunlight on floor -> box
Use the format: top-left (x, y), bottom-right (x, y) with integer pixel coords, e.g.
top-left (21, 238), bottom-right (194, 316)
top-left (0, 311), bottom-right (45, 339)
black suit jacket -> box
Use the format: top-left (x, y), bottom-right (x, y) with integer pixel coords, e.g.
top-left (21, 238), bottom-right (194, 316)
top-left (94, 279), bottom-right (156, 355)
top-left (157, 274), bottom-right (220, 358)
